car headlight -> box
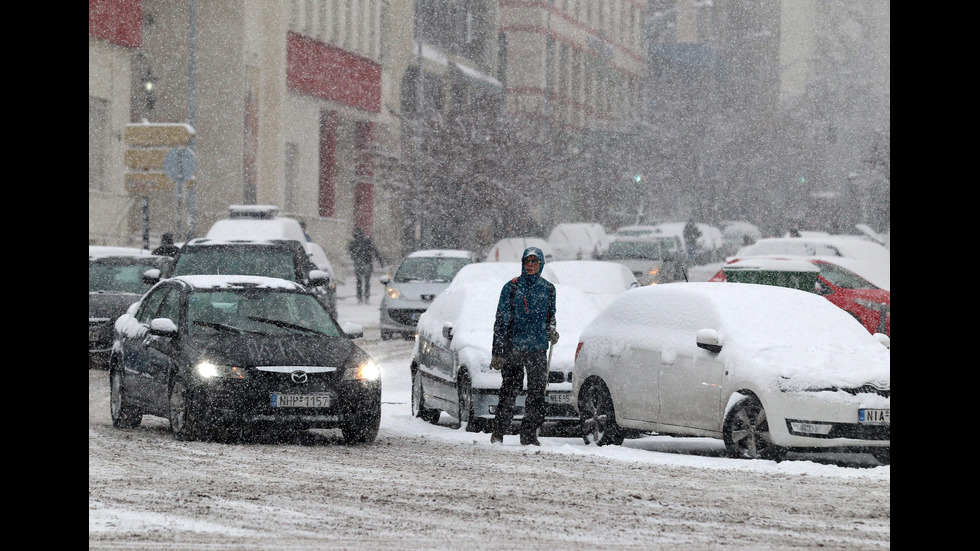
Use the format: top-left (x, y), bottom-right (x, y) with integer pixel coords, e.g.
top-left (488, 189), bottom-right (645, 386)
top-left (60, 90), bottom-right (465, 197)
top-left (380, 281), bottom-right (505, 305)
top-left (196, 361), bottom-right (249, 380)
top-left (344, 359), bottom-right (381, 382)
top-left (386, 287), bottom-right (401, 300)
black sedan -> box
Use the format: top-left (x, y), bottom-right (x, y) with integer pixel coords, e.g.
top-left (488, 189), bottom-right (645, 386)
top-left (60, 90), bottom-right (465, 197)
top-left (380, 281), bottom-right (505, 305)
top-left (110, 274), bottom-right (381, 443)
top-left (90, 247), bottom-right (174, 369)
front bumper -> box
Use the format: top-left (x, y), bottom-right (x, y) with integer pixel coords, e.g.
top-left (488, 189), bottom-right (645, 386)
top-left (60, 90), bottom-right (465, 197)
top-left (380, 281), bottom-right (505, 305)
top-left (764, 389), bottom-right (890, 450)
top-left (190, 377), bottom-right (381, 430)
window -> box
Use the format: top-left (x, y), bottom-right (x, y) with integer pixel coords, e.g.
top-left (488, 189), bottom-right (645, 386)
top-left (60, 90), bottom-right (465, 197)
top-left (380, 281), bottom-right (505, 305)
top-left (89, 96), bottom-right (109, 191)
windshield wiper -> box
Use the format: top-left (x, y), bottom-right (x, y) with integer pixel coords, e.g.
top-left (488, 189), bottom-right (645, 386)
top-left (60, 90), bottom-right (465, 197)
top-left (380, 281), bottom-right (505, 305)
top-left (245, 316), bottom-right (327, 336)
top-left (191, 320), bottom-right (244, 334)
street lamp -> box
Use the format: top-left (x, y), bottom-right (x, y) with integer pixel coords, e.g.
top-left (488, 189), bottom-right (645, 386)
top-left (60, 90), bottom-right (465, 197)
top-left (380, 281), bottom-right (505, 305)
top-left (141, 69), bottom-right (157, 112)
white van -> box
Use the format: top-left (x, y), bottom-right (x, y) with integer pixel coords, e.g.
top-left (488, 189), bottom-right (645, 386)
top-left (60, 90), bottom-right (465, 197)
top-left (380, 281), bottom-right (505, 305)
top-left (206, 205), bottom-right (338, 281)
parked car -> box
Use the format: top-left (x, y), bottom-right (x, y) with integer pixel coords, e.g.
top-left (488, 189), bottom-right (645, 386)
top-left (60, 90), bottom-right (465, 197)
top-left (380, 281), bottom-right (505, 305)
top-left (485, 237), bottom-right (555, 263)
top-left (572, 282), bottom-right (890, 464)
top-left (410, 267), bottom-right (600, 436)
top-left (651, 221), bottom-right (725, 264)
top-left (708, 256), bottom-right (890, 336)
top-left (110, 274), bottom-right (379, 442)
top-left (541, 260), bottom-right (638, 310)
top-left (89, 247), bottom-right (174, 370)
top-left (719, 221), bottom-right (762, 256)
top-left (448, 261), bottom-right (523, 290)
top-left (548, 223), bottom-right (611, 260)
top-left (144, 238), bottom-right (337, 319)
top-left (597, 235), bottom-right (686, 285)
top-left (206, 204), bottom-right (343, 286)
top-left (732, 236), bottom-right (890, 290)
top-left (379, 249), bottom-right (478, 340)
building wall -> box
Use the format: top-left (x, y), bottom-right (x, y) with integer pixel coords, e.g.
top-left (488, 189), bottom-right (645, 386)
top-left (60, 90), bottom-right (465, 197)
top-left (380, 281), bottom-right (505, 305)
top-left (89, 2), bottom-right (140, 246)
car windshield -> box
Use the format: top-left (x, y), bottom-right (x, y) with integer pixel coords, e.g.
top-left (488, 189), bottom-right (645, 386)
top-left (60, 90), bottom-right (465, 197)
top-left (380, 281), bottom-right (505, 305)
top-left (816, 262), bottom-right (878, 289)
top-left (187, 290), bottom-right (340, 337)
top-left (89, 260), bottom-right (161, 293)
top-left (605, 240), bottom-right (666, 261)
top-left (394, 257), bottom-right (472, 283)
top-left (174, 248), bottom-right (298, 281)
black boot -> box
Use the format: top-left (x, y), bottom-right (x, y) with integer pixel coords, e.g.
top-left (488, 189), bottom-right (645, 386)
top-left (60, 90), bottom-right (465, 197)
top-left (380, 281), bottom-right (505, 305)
top-left (490, 432), bottom-right (503, 444)
top-left (520, 433), bottom-right (540, 446)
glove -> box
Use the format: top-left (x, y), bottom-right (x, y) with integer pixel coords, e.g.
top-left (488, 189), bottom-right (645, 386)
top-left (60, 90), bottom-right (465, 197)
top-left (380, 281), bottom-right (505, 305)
top-left (490, 356), bottom-right (505, 371)
top-left (548, 327), bottom-right (559, 344)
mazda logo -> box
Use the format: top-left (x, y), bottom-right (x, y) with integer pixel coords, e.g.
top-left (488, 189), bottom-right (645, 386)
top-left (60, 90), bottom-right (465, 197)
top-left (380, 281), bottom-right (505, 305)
top-left (290, 370), bottom-right (308, 384)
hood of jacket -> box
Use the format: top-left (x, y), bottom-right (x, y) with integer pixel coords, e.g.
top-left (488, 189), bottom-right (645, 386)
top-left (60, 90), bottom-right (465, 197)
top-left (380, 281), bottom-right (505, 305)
top-left (521, 246), bottom-right (545, 282)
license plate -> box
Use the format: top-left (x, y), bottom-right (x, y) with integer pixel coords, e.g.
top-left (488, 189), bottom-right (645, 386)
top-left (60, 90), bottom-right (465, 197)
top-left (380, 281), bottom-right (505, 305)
top-left (546, 392), bottom-right (571, 404)
top-left (271, 394), bottom-right (332, 408)
top-left (859, 408), bottom-right (889, 424)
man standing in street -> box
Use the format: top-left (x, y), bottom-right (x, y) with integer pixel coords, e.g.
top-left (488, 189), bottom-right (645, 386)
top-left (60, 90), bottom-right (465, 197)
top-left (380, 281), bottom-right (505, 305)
top-left (489, 246), bottom-right (559, 446)
top-left (347, 227), bottom-right (385, 304)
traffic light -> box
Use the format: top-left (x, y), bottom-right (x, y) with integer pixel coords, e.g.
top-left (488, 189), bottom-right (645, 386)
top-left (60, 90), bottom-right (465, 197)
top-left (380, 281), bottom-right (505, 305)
top-left (634, 174), bottom-right (642, 183)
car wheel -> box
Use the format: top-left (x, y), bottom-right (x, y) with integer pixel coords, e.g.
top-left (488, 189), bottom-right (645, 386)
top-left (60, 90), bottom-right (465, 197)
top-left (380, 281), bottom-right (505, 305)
top-left (381, 331), bottom-right (392, 341)
top-left (169, 378), bottom-right (204, 441)
top-left (109, 365), bottom-right (142, 429)
top-left (871, 448), bottom-right (890, 465)
top-left (456, 372), bottom-right (483, 432)
top-left (579, 381), bottom-right (624, 446)
top-left (341, 398), bottom-right (381, 444)
top-left (411, 370), bottom-right (441, 425)
top-left (723, 395), bottom-right (787, 461)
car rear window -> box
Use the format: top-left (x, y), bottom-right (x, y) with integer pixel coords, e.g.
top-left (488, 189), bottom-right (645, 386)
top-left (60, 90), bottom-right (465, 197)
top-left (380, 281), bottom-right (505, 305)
top-left (605, 240), bottom-right (667, 261)
top-left (89, 260), bottom-right (162, 293)
top-left (174, 247), bottom-right (298, 281)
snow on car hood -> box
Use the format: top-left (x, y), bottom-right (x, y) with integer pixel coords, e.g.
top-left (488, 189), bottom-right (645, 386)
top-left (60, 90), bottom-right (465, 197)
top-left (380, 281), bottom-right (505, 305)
top-left (731, 343), bottom-right (890, 392)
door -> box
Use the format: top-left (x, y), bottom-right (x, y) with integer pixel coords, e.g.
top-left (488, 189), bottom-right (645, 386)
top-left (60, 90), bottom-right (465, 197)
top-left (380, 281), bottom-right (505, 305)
top-left (658, 350), bottom-right (725, 432)
top-left (143, 287), bottom-right (183, 407)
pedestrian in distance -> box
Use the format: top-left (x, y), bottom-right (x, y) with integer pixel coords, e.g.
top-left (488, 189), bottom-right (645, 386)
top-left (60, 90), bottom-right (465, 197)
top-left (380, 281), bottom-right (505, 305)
top-left (347, 227), bottom-right (385, 304)
top-left (152, 232), bottom-right (181, 257)
top-left (683, 218), bottom-right (701, 264)
top-left (488, 247), bottom-right (559, 446)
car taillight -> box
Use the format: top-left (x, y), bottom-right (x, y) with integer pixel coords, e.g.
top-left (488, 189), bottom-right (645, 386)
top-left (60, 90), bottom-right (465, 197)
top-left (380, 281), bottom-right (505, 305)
top-left (574, 342), bottom-right (583, 362)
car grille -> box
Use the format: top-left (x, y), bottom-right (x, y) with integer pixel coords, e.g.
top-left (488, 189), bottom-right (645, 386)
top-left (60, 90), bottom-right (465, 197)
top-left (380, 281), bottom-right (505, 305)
top-left (841, 385), bottom-right (890, 399)
top-left (388, 309), bottom-right (426, 326)
top-left (785, 420), bottom-right (890, 440)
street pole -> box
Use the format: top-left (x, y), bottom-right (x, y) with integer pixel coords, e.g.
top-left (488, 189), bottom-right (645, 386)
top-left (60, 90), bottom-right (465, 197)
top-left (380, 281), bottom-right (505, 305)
top-left (142, 196), bottom-right (150, 251)
top-left (186, 0), bottom-right (197, 241)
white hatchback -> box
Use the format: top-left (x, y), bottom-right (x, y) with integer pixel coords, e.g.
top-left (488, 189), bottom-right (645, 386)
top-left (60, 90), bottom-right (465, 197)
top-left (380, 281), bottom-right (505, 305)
top-left (572, 282), bottom-right (890, 463)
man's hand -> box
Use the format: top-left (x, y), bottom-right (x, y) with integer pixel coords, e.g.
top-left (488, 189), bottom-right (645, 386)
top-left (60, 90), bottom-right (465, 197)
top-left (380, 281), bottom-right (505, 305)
top-left (548, 327), bottom-right (559, 344)
top-left (490, 356), bottom-right (504, 370)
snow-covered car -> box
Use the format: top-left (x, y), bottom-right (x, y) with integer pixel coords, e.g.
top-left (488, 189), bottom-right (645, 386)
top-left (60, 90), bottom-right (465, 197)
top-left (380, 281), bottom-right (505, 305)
top-left (732, 236), bottom-right (890, 290)
top-left (547, 223), bottom-right (611, 260)
top-left (598, 234), bottom-right (686, 285)
top-left (110, 274), bottom-right (379, 443)
top-left (378, 249), bottom-right (478, 340)
top-left (572, 282), bottom-right (890, 463)
top-left (410, 274), bottom-right (600, 436)
top-left (709, 256), bottom-right (890, 336)
top-left (89, 246), bottom-right (174, 370)
top-left (485, 237), bottom-right (555, 263)
top-left (541, 260), bottom-right (638, 310)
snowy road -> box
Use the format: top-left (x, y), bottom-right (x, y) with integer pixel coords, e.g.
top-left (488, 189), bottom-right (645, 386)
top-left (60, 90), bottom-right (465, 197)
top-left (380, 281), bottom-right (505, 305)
top-left (89, 343), bottom-right (888, 549)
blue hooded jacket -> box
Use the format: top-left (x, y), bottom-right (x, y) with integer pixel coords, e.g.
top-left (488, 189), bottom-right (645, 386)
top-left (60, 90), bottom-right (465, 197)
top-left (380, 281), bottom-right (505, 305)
top-left (491, 246), bottom-right (557, 355)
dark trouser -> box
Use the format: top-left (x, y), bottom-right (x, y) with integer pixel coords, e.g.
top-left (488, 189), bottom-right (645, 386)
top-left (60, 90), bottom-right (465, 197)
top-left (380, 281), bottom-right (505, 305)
top-left (354, 265), bottom-right (372, 303)
top-left (493, 349), bottom-right (548, 437)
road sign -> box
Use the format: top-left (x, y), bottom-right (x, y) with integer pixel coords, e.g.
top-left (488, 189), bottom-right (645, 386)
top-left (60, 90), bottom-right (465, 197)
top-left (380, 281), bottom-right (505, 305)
top-left (124, 123), bottom-right (195, 147)
top-left (164, 147), bottom-right (197, 183)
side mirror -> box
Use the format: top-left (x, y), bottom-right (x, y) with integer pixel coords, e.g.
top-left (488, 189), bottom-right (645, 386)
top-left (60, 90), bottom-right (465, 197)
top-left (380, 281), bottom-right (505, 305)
top-left (143, 268), bottom-right (162, 285)
top-left (442, 322), bottom-right (454, 340)
top-left (873, 332), bottom-right (890, 349)
top-left (696, 328), bottom-right (722, 353)
top-left (309, 269), bottom-right (330, 286)
top-left (380, 274), bottom-right (390, 285)
top-left (341, 321), bottom-right (364, 339)
top-left (148, 317), bottom-right (178, 337)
